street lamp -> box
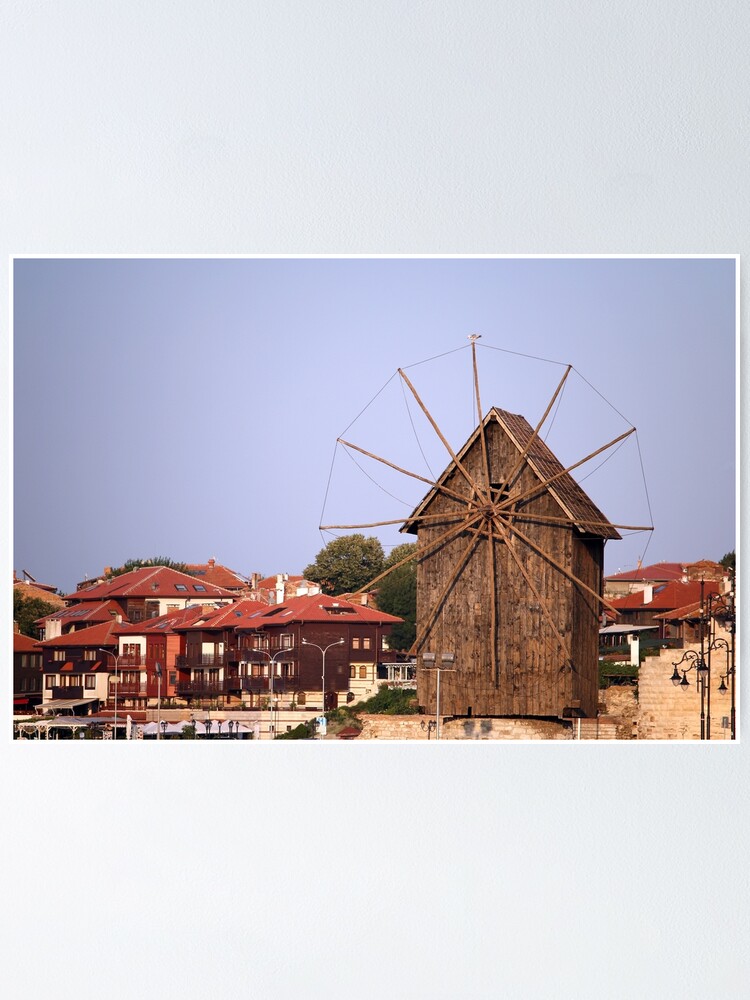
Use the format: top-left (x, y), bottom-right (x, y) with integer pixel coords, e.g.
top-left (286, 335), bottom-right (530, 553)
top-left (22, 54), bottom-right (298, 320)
top-left (301, 638), bottom-right (344, 731)
top-left (248, 645), bottom-right (296, 739)
top-left (160, 719), bottom-right (168, 739)
top-left (155, 661), bottom-right (163, 739)
top-left (669, 583), bottom-right (737, 740)
top-left (421, 651), bottom-right (456, 740)
top-left (99, 648), bottom-right (121, 741)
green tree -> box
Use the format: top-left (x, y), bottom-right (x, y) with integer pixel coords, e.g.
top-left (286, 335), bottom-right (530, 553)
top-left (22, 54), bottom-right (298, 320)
top-left (109, 556), bottom-right (190, 578)
top-left (303, 534), bottom-right (385, 595)
top-left (720, 550), bottom-right (736, 578)
top-left (376, 542), bottom-right (417, 651)
top-left (13, 590), bottom-right (60, 637)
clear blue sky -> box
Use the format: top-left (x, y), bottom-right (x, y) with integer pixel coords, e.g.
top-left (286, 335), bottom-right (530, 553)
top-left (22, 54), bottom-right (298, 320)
top-left (13, 256), bottom-right (736, 594)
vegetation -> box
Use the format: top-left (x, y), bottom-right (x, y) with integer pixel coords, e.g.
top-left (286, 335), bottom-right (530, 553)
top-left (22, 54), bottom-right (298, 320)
top-left (348, 686), bottom-right (419, 715)
top-left (303, 534), bottom-right (385, 595)
top-left (275, 722), bottom-right (315, 740)
top-left (108, 557), bottom-right (190, 578)
top-left (375, 543), bottom-right (417, 650)
top-left (720, 550), bottom-right (735, 578)
top-left (13, 590), bottom-right (60, 637)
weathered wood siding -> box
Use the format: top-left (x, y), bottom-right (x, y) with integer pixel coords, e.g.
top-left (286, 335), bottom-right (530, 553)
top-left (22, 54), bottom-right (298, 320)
top-left (414, 417), bottom-right (604, 719)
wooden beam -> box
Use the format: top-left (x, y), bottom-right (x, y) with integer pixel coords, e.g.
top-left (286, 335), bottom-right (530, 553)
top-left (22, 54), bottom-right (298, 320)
top-left (496, 364), bottom-right (572, 495)
top-left (338, 437), bottom-right (471, 507)
top-left (398, 368), bottom-right (491, 505)
top-left (498, 427), bottom-right (636, 513)
top-left (410, 528), bottom-right (483, 655)
top-left (320, 509), bottom-right (474, 532)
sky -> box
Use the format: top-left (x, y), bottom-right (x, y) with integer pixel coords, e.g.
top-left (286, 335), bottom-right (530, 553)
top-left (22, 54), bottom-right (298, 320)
top-left (13, 255), bottom-right (736, 595)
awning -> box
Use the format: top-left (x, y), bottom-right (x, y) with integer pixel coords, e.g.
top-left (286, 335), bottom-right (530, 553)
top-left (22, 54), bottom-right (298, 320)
top-left (38, 698), bottom-right (99, 713)
top-left (599, 625), bottom-right (659, 636)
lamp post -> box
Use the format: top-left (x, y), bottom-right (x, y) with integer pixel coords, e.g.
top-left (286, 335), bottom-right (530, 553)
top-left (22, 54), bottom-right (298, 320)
top-left (155, 661), bottom-right (163, 740)
top-left (301, 638), bottom-right (344, 734)
top-left (421, 652), bottom-right (456, 740)
top-left (160, 719), bottom-right (168, 739)
top-left (99, 648), bottom-right (120, 740)
top-left (249, 645), bottom-right (296, 739)
top-left (669, 583), bottom-right (737, 740)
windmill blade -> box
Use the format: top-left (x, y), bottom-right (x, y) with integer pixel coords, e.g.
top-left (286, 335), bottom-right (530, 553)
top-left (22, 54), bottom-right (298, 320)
top-left (502, 518), bottom-right (618, 614)
top-left (338, 438), bottom-right (472, 507)
top-left (320, 509), bottom-right (474, 532)
top-left (496, 509), bottom-right (654, 534)
top-left (499, 426), bottom-right (636, 513)
top-left (490, 515), bottom-right (572, 665)
top-left (497, 364), bottom-right (572, 494)
top-left (471, 338), bottom-right (492, 495)
top-left (410, 527), bottom-right (484, 656)
top-left (354, 510), bottom-right (485, 595)
top-left (399, 368), bottom-right (491, 505)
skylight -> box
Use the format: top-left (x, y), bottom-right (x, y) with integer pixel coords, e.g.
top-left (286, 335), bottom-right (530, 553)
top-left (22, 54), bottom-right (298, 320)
top-left (175, 584), bottom-right (188, 591)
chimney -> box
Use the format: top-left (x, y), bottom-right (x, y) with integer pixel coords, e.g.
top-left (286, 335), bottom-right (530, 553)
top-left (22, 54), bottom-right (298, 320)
top-left (104, 566), bottom-right (112, 576)
top-left (208, 558), bottom-right (215, 568)
top-left (643, 585), bottom-right (653, 604)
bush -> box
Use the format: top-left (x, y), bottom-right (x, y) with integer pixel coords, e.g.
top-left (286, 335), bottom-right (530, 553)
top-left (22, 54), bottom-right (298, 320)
top-left (275, 722), bottom-right (314, 740)
top-left (351, 686), bottom-right (419, 715)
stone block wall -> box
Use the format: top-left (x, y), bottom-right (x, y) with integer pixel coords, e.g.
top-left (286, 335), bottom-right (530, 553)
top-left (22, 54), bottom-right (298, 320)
top-left (637, 632), bottom-right (735, 740)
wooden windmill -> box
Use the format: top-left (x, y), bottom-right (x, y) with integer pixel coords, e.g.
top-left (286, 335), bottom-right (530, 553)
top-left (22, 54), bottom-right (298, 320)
top-left (323, 338), bottom-right (653, 721)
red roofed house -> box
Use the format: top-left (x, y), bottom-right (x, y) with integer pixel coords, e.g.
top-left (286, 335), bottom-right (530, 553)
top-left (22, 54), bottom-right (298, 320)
top-left (234, 593), bottom-right (402, 717)
top-left (248, 573), bottom-right (322, 605)
top-left (38, 619), bottom-right (121, 715)
top-left (184, 558), bottom-right (251, 594)
top-left (604, 560), bottom-right (727, 598)
top-left (171, 598), bottom-right (273, 706)
top-left (36, 599), bottom-right (124, 641)
top-left (112, 605), bottom-right (220, 708)
top-left (63, 565), bottom-right (238, 623)
top-left (14, 627), bottom-right (44, 712)
top-left (608, 580), bottom-right (722, 640)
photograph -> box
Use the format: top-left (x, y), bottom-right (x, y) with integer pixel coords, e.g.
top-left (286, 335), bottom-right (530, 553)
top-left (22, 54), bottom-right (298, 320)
top-left (13, 255), bottom-right (737, 743)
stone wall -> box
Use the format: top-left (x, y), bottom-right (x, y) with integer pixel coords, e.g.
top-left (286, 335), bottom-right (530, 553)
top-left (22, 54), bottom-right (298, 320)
top-left (358, 714), bottom-right (572, 740)
top-left (637, 633), bottom-right (735, 740)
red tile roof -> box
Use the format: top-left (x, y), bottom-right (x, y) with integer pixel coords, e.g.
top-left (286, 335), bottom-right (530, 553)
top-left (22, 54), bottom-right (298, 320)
top-left (176, 598), bottom-right (272, 631)
top-left (114, 605), bottom-right (211, 635)
top-left (185, 561), bottom-right (249, 590)
top-left (238, 593), bottom-right (403, 626)
top-left (609, 580), bottom-right (721, 612)
top-left (40, 619), bottom-right (121, 648)
top-left (64, 565), bottom-right (238, 602)
top-left (13, 580), bottom-right (66, 608)
top-left (14, 631), bottom-right (41, 652)
top-left (605, 562), bottom-right (685, 583)
top-left (35, 599), bottom-right (123, 626)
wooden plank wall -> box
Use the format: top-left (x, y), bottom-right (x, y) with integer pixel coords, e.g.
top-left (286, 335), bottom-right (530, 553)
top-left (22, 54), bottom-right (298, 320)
top-left (415, 419), bottom-right (603, 719)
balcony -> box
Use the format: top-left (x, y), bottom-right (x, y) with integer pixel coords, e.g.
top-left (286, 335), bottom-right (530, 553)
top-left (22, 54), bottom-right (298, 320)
top-left (114, 681), bottom-right (148, 697)
top-left (50, 686), bottom-right (84, 700)
top-left (175, 679), bottom-right (227, 697)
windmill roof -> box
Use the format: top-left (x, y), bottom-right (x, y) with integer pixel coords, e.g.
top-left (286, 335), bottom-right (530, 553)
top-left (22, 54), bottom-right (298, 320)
top-left (404, 407), bottom-right (619, 540)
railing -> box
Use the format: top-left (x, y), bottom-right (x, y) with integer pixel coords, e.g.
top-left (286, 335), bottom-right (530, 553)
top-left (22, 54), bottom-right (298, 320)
top-left (115, 681), bottom-right (148, 696)
top-left (175, 680), bottom-right (227, 696)
top-left (50, 686), bottom-right (84, 700)
top-left (117, 655), bottom-right (144, 667)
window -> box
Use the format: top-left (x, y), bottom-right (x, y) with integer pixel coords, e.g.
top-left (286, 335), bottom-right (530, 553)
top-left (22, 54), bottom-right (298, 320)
top-left (130, 608), bottom-right (143, 622)
top-left (46, 675), bottom-right (57, 688)
top-left (169, 671), bottom-right (176, 685)
top-left (83, 649), bottom-right (96, 661)
top-left (193, 584), bottom-right (206, 592)
top-left (174, 584), bottom-right (188, 592)
top-left (352, 637), bottom-right (360, 650)
top-left (53, 650), bottom-right (66, 662)
top-left (350, 665), bottom-right (355, 678)
top-left (280, 633), bottom-right (293, 649)
top-left (85, 675), bottom-right (96, 689)
top-left (359, 666), bottom-right (367, 680)
top-left (362, 637), bottom-right (371, 650)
